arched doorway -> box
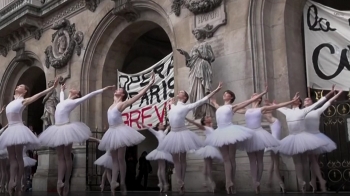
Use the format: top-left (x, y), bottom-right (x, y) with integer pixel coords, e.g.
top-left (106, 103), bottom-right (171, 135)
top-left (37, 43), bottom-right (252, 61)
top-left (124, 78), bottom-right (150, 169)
top-left (82, 5), bottom-right (175, 191)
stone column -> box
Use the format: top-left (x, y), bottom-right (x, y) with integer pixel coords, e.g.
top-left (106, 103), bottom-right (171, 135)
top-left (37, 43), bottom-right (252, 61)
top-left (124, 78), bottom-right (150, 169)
top-left (32, 147), bottom-right (58, 191)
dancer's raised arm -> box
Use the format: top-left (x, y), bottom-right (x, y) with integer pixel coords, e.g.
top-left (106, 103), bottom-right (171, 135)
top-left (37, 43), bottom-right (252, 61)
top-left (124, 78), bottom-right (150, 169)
top-left (120, 73), bottom-right (155, 111)
top-left (261, 95), bottom-right (300, 113)
top-left (60, 84), bottom-right (66, 102)
top-left (314, 90), bottom-right (342, 115)
top-left (187, 82), bottom-right (222, 110)
top-left (88, 137), bottom-right (101, 143)
top-left (23, 77), bottom-right (59, 106)
top-left (138, 121), bottom-right (158, 136)
top-left (232, 86), bottom-right (268, 112)
top-left (185, 118), bottom-right (205, 130)
top-left (0, 105), bottom-right (6, 114)
top-left (73, 85), bottom-right (115, 105)
top-left (210, 97), bottom-right (220, 109)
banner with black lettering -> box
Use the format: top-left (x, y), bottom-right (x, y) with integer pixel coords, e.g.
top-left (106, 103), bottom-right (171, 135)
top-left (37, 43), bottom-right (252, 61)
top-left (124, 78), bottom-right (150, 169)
top-left (304, 0), bottom-right (350, 90)
top-left (117, 53), bottom-right (174, 129)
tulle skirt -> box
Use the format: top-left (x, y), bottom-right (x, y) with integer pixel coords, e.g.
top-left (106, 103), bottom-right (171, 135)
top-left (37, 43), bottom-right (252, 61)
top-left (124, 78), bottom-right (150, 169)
top-left (310, 132), bottom-right (337, 154)
top-left (157, 129), bottom-right (203, 154)
top-left (94, 151), bottom-right (113, 169)
top-left (195, 145), bottom-right (223, 161)
top-left (38, 122), bottom-right (91, 147)
top-left (0, 149), bottom-right (7, 159)
top-left (23, 156), bottom-right (37, 167)
top-left (146, 149), bottom-right (173, 163)
top-left (206, 124), bottom-right (254, 147)
top-left (238, 127), bottom-right (280, 153)
top-left (98, 124), bottom-right (145, 151)
top-left (277, 132), bottom-right (328, 156)
top-left (0, 123), bottom-right (40, 150)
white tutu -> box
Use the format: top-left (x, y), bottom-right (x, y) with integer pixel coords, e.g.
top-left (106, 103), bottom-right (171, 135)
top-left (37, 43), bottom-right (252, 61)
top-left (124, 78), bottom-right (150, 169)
top-left (0, 123), bottom-right (40, 150)
top-left (38, 122), bottom-right (91, 147)
top-left (23, 156), bottom-right (37, 167)
top-left (206, 124), bottom-right (254, 147)
top-left (98, 124), bottom-right (145, 151)
top-left (238, 127), bottom-right (280, 153)
top-left (310, 133), bottom-right (337, 154)
top-left (277, 132), bottom-right (328, 156)
top-left (195, 145), bottom-right (223, 161)
top-left (0, 149), bottom-right (7, 159)
top-left (146, 149), bottom-right (173, 162)
top-left (157, 129), bottom-right (203, 154)
top-left (94, 152), bottom-right (113, 169)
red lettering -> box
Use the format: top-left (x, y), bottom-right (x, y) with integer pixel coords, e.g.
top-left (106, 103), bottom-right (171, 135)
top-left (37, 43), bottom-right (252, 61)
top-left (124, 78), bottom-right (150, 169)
top-left (141, 106), bottom-right (152, 127)
top-left (129, 110), bottom-right (141, 129)
top-left (122, 113), bottom-right (129, 126)
top-left (155, 102), bottom-right (167, 123)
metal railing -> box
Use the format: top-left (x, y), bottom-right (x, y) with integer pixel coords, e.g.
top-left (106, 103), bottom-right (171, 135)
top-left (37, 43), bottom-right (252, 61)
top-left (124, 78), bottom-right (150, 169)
top-left (0, 0), bottom-right (16, 11)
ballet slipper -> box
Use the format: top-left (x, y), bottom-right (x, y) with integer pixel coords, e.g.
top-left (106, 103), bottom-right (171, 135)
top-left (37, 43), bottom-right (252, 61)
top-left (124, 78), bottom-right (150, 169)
top-left (110, 181), bottom-right (119, 196)
top-left (319, 179), bottom-right (327, 193)
top-left (158, 183), bottom-right (163, 192)
top-left (99, 184), bottom-right (104, 192)
top-left (8, 181), bottom-right (15, 196)
top-left (63, 184), bottom-right (70, 196)
top-left (163, 183), bottom-right (169, 192)
top-left (179, 182), bottom-right (185, 195)
top-left (255, 182), bottom-right (260, 194)
top-left (309, 181), bottom-right (316, 193)
top-left (120, 184), bottom-right (127, 195)
top-left (210, 180), bottom-right (216, 193)
top-left (230, 184), bottom-right (237, 194)
top-left (300, 181), bottom-right (306, 193)
top-left (279, 182), bottom-right (286, 193)
top-left (225, 182), bottom-right (233, 194)
top-left (57, 181), bottom-right (64, 196)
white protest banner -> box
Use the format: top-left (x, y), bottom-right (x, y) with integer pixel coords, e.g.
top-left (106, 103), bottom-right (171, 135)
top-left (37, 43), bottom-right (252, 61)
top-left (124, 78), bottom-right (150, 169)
top-left (117, 53), bottom-right (174, 129)
top-left (304, 0), bottom-right (350, 90)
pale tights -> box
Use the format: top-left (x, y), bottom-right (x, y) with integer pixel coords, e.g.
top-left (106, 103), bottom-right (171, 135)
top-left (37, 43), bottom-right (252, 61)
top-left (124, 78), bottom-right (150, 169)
top-left (56, 144), bottom-right (73, 196)
top-left (219, 144), bottom-right (236, 191)
top-left (203, 158), bottom-right (214, 185)
top-left (292, 153), bottom-right (308, 192)
top-left (172, 152), bottom-right (186, 191)
top-left (100, 168), bottom-right (112, 191)
top-left (268, 152), bottom-right (284, 185)
top-left (157, 160), bottom-right (167, 187)
top-left (309, 154), bottom-right (326, 191)
top-left (247, 150), bottom-right (264, 190)
top-left (110, 147), bottom-right (126, 195)
top-left (0, 159), bottom-right (8, 191)
top-left (7, 145), bottom-right (24, 194)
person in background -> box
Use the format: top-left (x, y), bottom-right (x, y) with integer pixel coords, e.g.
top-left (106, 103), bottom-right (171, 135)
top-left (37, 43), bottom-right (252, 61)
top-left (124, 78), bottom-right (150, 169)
top-left (125, 152), bottom-right (137, 190)
top-left (136, 151), bottom-right (152, 189)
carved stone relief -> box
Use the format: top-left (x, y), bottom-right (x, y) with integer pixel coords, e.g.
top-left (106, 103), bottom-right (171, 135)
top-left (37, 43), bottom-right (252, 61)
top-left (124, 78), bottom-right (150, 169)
top-left (45, 18), bottom-right (84, 83)
top-left (85, 0), bottom-right (100, 12)
top-left (12, 42), bottom-right (33, 65)
top-left (172, 0), bottom-right (223, 16)
top-left (112, 0), bottom-right (139, 22)
top-left (41, 80), bottom-right (59, 128)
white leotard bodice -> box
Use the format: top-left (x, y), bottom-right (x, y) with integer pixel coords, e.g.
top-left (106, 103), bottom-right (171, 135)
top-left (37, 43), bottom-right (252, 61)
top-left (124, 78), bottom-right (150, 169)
top-left (107, 106), bottom-right (124, 126)
top-left (6, 98), bottom-right (25, 125)
top-left (216, 105), bottom-right (234, 128)
top-left (168, 96), bottom-right (208, 131)
top-left (146, 127), bottom-right (168, 143)
top-left (277, 97), bottom-right (326, 135)
top-left (305, 101), bottom-right (330, 134)
top-left (55, 89), bottom-right (103, 125)
top-left (245, 108), bottom-right (262, 129)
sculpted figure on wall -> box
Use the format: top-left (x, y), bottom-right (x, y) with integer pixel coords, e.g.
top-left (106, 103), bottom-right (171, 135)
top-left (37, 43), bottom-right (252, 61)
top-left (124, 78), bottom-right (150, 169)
top-left (177, 28), bottom-right (215, 119)
top-left (41, 80), bottom-right (59, 128)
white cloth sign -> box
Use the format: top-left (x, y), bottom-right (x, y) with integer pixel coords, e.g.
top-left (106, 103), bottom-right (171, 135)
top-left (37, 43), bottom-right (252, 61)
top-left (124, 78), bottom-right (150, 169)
top-left (117, 53), bottom-right (174, 129)
top-left (303, 0), bottom-right (350, 90)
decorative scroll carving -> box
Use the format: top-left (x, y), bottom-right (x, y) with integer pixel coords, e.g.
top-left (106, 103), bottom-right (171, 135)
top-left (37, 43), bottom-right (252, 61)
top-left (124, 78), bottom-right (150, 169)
top-left (85, 0), bottom-right (100, 12)
top-left (12, 42), bottom-right (33, 65)
top-left (172, 0), bottom-right (223, 16)
top-left (44, 19), bottom-right (84, 69)
top-left (112, 0), bottom-right (139, 22)
top-left (19, 17), bottom-right (43, 40)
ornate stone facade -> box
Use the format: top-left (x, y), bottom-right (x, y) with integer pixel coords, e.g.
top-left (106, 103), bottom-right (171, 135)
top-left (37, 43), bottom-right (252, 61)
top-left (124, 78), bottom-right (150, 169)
top-left (0, 0), bottom-right (312, 193)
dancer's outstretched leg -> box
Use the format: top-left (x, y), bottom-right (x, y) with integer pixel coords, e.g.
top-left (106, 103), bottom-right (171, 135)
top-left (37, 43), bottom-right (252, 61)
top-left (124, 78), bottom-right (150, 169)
top-left (56, 146), bottom-right (66, 196)
top-left (180, 152), bottom-right (186, 194)
top-left (247, 152), bottom-right (258, 193)
top-left (228, 144), bottom-right (237, 194)
top-left (171, 153), bottom-right (183, 194)
top-left (267, 152), bottom-right (275, 188)
top-left (204, 158), bottom-right (215, 192)
top-left (7, 146), bottom-right (17, 196)
top-left (106, 169), bottom-right (112, 184)
top-left (219, 145), bottom-right (233, 194)
top-left (158, 160), bottom-right (168, 192)
top-left (157, 160), bottom-right (163, 192)
top-left (256, 150), bottom-right (264, 194)
top-left (272, 152), bottom-right (285, 192)
top-left (292, 154), bottom-right (306, 193)
top-left (100, 170), bottom-right (107, 192)
top-left (62, 144), bottom-right (73, 196)
top-left (110, 149), bottom-right (120, 196)
top-left (14, 145), bottom-right (24, 194)
top-left (309, 154), bottom-right (326, 192)
top-left (117, 147), bottom-right (127, 195)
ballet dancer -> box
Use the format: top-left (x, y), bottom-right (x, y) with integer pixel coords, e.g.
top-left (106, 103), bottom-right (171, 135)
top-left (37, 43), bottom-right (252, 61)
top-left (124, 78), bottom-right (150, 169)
top-left (276, 92), bottom-right (329, 193)
top-left (157, 82), bottom-right (222, 195)
top-left (185, 116), bottom-right (223, 192)
top-left (0, 122), bottom-right (8, 193)
top-left (88, 137), bottom-right (112, 192)
top-left (263, 100), bottom-right (285, 191)
top-left (22, 146), bottom-right (37, 191)
top-left (236, 94), bottom-right (299, 193)
top-left (138, 121), bottom-right (172, 192)
top-left (305, 89), bottom-right (341, 192)
top-left (207, 87), bottom-right (268, 194)
top-left (98, 73), bottom-right (155, 195)
top-left (0, 77), bottom-right (59, 195)
top-left (38, 83), bottom-right (115, 196)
